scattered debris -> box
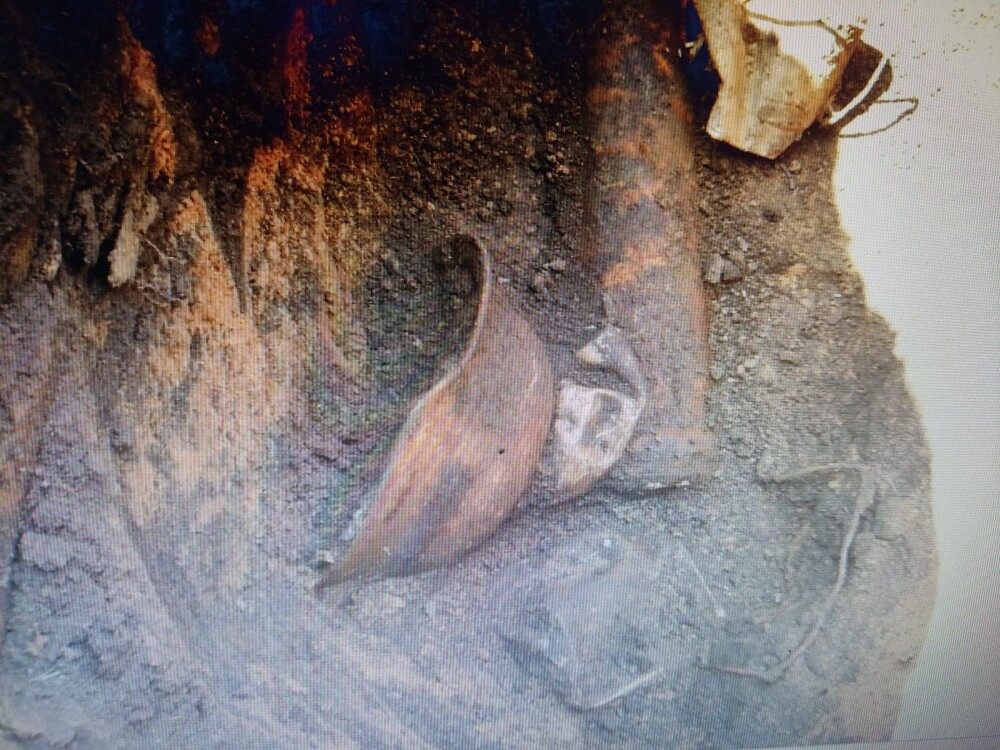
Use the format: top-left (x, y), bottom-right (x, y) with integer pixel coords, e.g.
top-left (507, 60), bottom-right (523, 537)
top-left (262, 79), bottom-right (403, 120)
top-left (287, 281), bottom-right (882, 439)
top-left (553, 326), bottom-right (646, 496)
top-left (704, 252), bottom-right (742, 284)
top-left (554, 382), bottom-right (643, 496)
top-left (25, 632), bottom-right (48, 657)
top-left (544, 257), bottom-right (568, 273)
top-left (108, 186), bottom-right (158, 287)
top-left (704, 253), bottom-right (724, 284)
top-left (692, 0), bottom-right (867, 158)
top-left (0, 3), bottom-right (936, 747)
top-left (529, 271), bottom-right (549, 294)
top-left (504, 534), bottom-right (725, 714)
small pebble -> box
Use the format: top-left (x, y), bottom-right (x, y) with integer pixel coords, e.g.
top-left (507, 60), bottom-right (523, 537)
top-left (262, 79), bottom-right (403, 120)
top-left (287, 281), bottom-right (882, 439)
top-left (704, 253), bottom-right (724, 284)
top-left (545, 257), bottom-right (568, 273)
top-left (721, 259), bottom-right (743, 282)
top-left (529, 272), bottom-right (549, 294)
top-left (777, 349), bottom-right (804, 365)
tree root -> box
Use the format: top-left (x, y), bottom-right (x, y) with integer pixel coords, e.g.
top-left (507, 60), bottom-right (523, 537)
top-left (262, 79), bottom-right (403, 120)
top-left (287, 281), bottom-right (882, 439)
top-left (581, 668), bottom-right (664, 712)
top-left (703, 462), bottom-right (879, 683)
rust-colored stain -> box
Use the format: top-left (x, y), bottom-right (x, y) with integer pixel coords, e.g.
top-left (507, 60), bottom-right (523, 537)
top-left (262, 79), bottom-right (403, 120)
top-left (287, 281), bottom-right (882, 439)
top-left (195, 16), bottom-right (221, 57)
top-left (282, 5), bottom-right (313, 128)
top-left (585, 6), bottom-right (712, 451)
top-left (318, 237), bottom-right (555, 585)
top-left (585, 85), bottom-right (633, 109)
top-left (119, 20), bottom-right (177, 183)
top-left (651, 43), bottom-right (680, 82)
top-left (602, 248), bottom-right (670, 288)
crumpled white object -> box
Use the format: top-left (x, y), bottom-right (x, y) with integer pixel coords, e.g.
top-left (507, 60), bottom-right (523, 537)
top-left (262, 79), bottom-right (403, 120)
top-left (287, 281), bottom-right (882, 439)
top-left (693, 0), bottom-right (869, 158)
top-left (553, 326), bottom-right (645, 496)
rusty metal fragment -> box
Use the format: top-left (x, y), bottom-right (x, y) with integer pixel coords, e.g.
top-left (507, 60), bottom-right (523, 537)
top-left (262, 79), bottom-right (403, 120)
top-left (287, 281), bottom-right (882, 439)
top-left (585, 1), bottom-right (716, 491)
top-left (318, 236), bottom-right (555, 586)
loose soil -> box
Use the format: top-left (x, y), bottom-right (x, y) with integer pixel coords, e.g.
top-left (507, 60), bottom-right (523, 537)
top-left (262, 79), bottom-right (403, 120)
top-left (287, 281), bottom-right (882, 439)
top-left (0, 2), bottom-right (935, 748)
